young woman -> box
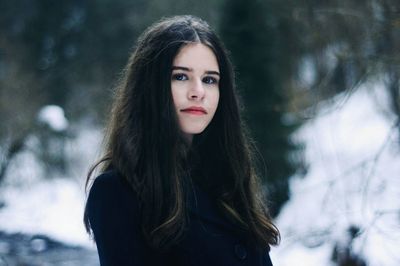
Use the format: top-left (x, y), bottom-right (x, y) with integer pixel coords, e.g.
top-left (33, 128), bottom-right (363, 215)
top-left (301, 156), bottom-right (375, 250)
top-left (84, 15), bottom-right (279, 266)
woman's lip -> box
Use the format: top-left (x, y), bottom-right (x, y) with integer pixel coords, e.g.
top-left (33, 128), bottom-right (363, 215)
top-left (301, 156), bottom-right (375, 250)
top-left (181, 110), bottom-right (207, 115)
top-left (181, 107), bottom-right (207, 114)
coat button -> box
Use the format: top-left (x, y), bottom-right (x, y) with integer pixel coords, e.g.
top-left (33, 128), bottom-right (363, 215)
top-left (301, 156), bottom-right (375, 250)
top-left (234, 244), bottom-right (247, 260)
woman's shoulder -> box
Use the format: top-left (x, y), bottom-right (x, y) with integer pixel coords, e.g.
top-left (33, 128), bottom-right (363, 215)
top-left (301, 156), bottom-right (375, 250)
top-left (85, 170), bottom-right (152, 265)
top-left (89, 169), bottom-right (131, 195)
top-left (86, 169), bottom-right (139, 214)
top-left (90, 168), bottom-right (122, 187)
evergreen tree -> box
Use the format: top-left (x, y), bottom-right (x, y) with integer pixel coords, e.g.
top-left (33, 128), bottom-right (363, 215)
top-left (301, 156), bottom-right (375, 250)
top-left (219, 0), bottom-right (302, 216)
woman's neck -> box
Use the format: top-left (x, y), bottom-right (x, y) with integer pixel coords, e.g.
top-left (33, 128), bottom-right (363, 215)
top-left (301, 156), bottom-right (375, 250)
top-left (183, 133), bottom-right (193, 145)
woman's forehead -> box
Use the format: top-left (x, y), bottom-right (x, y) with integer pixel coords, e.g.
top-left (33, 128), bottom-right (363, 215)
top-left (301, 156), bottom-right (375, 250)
top-left (173, 43), bottom-right (219, 73)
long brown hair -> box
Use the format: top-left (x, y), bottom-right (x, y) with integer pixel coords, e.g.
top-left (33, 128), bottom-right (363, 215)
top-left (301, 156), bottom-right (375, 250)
top-left (84, 15), bottom-right (279, 250)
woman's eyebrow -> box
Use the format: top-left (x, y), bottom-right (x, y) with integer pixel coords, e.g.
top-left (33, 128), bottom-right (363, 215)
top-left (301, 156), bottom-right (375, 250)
top-left (205, 70), bottom-right (220, 76)
top-left (172, 66), bottom-right (191, 71)
top-left (172, 66), bottom-right (220, 76)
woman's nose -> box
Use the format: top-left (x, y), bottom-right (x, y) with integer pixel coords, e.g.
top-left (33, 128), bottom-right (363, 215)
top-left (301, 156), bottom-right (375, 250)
top-left (188, 79), bottom-right (205, 100)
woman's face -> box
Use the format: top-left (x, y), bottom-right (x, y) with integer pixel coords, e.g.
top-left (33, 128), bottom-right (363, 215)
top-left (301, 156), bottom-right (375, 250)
top-left (171, 43), bottom-right (220, 143)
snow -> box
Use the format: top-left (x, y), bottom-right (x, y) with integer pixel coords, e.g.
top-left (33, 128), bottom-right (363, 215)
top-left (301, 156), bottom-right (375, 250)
top-left (299, 56), bottom-right (316, 87)
top-left (270, 81), bottom-right (400, 265)
top-left (37, 105), bottom-right (69, 132)
top-left (0, 123), bottom-right (102, 249)
top-left (0, 178), bottom-right (94, 248)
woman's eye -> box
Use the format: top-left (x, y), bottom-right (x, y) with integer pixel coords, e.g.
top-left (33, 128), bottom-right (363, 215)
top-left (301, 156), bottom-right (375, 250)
top-left (172, 73), bottom-right (188, 81)
top-left (203, 76), bottom-right (218, 84)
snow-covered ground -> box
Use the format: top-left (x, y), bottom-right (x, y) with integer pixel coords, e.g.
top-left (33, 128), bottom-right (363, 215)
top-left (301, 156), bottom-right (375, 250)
top-left (0, 82), bottom-right (399, 265)
top-left (271, 81), bottom-right (400, 265)
top-left (0, 114), bottom-right (102, 249)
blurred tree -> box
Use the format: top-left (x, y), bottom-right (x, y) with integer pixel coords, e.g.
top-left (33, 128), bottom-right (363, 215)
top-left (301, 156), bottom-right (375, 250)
top-left (289, 0), bottom-right (399, 110)
top-left (0, 0), bottom-right (146, 181)
top-left (0, 0), bottom-right (226, 184)
top-left (219, 0), bottom-right (304, 216)
top-left (379, 0), bottom-right (400, 134)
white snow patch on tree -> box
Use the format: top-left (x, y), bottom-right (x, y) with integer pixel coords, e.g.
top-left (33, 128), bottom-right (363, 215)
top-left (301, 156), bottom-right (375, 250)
top-left (37, 105), bottom-right (69, 132)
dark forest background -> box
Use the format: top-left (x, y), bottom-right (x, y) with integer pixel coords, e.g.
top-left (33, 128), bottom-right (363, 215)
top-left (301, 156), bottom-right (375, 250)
top-left (0, 0), bottom-right (399, 217)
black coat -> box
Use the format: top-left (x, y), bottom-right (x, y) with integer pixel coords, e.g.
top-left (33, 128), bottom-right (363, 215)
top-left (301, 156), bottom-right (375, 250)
top-left (86, 170), bottom-right (274, 266)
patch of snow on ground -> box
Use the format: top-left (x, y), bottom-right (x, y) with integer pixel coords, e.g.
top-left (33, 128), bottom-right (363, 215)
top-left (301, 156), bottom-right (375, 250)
top-left (0, 123), bottom-right (102, 249)
top-left (271, 81), bottom-right (400, 266)
top-left (0, 178), bottom-right (94, 249)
